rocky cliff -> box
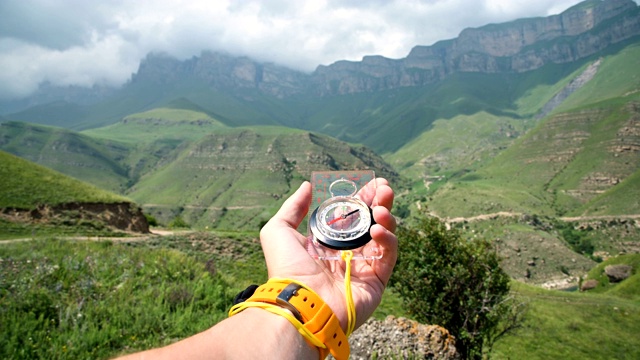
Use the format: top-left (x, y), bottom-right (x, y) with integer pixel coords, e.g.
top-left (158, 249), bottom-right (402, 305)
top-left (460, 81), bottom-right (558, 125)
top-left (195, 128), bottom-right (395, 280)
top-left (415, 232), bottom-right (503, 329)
top-left (314, 0), bottom-right (640, 94)
top-left (130, 0), bottom-right (639, 97)
top-left (132, 51), bottom-right (308, 98)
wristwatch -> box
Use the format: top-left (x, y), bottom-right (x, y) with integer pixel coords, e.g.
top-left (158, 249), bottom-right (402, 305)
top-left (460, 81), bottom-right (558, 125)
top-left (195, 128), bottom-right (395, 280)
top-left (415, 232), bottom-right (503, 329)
top-left (242, 279), bottom-right (350, 360)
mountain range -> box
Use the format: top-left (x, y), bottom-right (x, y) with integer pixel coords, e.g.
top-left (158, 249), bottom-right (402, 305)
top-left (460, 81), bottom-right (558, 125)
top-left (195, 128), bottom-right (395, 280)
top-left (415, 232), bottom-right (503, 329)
top-left (1, 0), bottom-right (639, 284)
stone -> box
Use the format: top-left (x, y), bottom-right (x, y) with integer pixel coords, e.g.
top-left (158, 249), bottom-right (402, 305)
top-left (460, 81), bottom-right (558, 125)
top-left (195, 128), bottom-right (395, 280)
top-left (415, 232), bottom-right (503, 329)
top-left (604, 264), bottom-right (633, 283)
top-left (337, 316), bottom-right (460, 360)
top-left (580, 279), bottom-right (599, 291)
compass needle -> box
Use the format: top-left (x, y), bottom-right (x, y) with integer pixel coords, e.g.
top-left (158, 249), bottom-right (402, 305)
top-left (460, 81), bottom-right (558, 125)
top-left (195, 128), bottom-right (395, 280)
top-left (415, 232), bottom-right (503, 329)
top-left (326, 209), bottom-right (360, 225)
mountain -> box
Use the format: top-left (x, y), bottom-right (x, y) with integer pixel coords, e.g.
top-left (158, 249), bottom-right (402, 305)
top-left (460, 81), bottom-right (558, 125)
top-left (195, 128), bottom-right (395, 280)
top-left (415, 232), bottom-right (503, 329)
top-left (424, 42), bottom-right (640, 218)
top-left (3, 1), bottom-right (639, 134)
top-left (314, 0), bottom-right (640, 95)
top-left (126, 126), bottom-right (398, 229)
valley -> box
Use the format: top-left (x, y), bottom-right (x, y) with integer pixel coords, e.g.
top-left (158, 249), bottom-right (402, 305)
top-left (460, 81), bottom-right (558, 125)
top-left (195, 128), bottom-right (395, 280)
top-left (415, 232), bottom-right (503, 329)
top-left (0, 1), bottom-right (639, 358)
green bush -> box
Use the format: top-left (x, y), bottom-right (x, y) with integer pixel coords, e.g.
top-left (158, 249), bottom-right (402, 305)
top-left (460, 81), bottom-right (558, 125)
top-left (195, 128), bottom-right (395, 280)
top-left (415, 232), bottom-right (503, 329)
top-left (168, 215), bottom-right (189, 229)
top-left (391, 215), bottom-right (521, 359)
top-left (144, 213), bottom-right (159, 227)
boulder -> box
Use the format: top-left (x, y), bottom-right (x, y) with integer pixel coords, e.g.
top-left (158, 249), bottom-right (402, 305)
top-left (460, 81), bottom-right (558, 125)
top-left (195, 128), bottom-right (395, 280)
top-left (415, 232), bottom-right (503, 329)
top-left (604, 264), bottom-right (633, 283)
top-left (580, 279), bottom-right (599, 291)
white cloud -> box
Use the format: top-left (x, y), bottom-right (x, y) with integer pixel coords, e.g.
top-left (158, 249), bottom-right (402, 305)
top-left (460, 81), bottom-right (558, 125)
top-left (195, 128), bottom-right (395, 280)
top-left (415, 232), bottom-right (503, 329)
top-left (0, 0), bottom-right (635, 100)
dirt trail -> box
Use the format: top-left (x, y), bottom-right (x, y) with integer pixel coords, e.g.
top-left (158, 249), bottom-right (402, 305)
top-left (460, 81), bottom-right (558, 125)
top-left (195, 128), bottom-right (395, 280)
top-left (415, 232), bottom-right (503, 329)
top-left (428, 210), bottom-right (640, 224)
top-left (0, 229), bottom-right (180, 245)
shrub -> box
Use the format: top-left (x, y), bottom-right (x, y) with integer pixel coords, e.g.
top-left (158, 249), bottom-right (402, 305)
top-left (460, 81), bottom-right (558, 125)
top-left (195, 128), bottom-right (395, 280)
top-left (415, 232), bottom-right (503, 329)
top-left (144, 213), bottom-right (159, 227)
top-left (168, 215), bottom-right (190, 229)
top-left (391, 215), bottom-right (523, 359)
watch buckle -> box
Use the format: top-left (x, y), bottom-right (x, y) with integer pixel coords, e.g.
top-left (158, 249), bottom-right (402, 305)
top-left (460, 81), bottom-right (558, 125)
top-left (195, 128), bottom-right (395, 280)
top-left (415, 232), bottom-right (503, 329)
top-left (276, 283), bottom-right (305, 323)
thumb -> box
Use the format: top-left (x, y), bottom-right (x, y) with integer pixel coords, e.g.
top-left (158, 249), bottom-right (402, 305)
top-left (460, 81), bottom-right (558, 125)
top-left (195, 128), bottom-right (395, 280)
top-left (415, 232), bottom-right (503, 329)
top-left (266, 181), bottom-right (312, 230)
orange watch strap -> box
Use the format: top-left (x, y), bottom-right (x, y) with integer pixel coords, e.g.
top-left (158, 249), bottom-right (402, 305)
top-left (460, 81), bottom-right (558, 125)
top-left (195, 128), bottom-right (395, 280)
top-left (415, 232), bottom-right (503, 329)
top-left (247, 280), bottom-right (350, 360)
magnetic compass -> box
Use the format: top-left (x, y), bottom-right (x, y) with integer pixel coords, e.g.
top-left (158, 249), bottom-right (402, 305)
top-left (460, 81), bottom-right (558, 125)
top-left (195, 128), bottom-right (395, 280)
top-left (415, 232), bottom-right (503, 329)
top-left (309, 177), bottom-right (375, 250)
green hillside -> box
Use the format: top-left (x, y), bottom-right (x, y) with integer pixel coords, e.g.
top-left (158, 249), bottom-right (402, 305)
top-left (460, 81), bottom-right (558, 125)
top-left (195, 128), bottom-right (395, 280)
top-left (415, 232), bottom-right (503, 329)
top-left (0, 150), bottom-right (127, 209)
top-left (493, 280), bottom-right (640, 360)
top-left (582, 254), bottom-right (640, 299)
top-left (127, 126), bottom-right (398, 229)
top-left (421, 44), bottom-right (640, 219)
top-left (84, 104), bottom-right (226, 143)
top-left (0, 121), bottom-right (130, 192)
top-left (385, 112), bottom-right (530, 179)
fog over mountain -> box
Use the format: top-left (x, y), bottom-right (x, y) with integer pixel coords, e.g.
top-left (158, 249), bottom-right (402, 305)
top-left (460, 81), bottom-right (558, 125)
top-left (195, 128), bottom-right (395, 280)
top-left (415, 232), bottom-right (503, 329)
top-left (3, 0), bottom-right (634, 100)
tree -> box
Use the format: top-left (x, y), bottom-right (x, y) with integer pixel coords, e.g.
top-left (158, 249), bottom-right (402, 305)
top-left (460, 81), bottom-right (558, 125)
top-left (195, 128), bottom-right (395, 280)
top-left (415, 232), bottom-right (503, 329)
top-left (390, 215), bottom-right (523, 359)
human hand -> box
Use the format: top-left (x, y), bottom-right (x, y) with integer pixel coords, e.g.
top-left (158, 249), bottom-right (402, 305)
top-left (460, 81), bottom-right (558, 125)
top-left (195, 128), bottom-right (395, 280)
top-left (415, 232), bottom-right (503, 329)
top-left (259, 178), bottom-right (397, 332)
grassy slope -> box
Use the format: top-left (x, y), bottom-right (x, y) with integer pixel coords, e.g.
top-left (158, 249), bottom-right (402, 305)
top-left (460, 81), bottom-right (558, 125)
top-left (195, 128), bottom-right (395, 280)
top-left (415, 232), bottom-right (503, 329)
top-left (287, 71), bottom-right (535, 155)
top-left (583, 254), bottom-right (640, 299)
top-left (0, 150), bottom-right (128, 209)
top-left (83, 106), bottom-right (226, 143)
top-left (493, 280), bottom-right (640, 360)
top-left (574, 169), bottom-right (640, 216)
top-left (0, 121), bottom-right (130, 192)
top-left (495, 255), bottom-right (640, 359)
top-left (422, 43), bottom-right (640, 218)
top-left (126, 125), bottom-right (395, 230)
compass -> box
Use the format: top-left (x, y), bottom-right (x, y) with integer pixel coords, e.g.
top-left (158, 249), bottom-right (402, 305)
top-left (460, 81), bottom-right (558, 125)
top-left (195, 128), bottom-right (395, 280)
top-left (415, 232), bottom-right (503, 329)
top-left (309, 177), bottom-right (375, 250)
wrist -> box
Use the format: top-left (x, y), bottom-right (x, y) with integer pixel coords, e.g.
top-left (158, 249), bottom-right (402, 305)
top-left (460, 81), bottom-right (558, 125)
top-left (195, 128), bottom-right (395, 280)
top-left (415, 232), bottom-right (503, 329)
top-left (229, 279), bottom-right (350, 360)
top-left (241, 308), bottom-right (321, 359)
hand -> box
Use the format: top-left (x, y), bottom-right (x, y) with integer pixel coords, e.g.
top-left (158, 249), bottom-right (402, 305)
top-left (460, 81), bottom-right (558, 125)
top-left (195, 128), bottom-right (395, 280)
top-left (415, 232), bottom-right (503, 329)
top-left (259, 178), bottom-right (397, 331)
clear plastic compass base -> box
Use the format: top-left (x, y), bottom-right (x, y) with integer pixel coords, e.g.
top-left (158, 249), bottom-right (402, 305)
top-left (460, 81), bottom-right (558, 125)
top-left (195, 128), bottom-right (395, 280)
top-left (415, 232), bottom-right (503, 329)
top-left (307, 237), bottom-right (383, 261)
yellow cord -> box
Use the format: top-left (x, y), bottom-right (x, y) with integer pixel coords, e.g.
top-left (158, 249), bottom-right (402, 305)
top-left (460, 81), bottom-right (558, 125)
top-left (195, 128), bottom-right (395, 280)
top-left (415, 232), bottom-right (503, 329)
top-left (341, 250), bottom-right (356, 336)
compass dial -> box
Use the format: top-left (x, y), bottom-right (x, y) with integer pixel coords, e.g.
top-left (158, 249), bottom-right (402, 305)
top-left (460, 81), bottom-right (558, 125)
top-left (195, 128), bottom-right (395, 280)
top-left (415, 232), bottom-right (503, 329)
top-left (309, 196), bottom-right (374, 250)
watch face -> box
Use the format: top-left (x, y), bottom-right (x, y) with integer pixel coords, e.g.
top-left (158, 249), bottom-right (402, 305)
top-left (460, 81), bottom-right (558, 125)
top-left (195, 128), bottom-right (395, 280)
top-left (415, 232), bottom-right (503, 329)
top-left (309, 196), bottom-right (374, 250)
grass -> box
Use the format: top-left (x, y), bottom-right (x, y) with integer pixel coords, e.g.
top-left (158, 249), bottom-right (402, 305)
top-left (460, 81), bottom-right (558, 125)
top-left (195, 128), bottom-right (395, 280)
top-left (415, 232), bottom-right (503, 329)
top-left (583, 254), bottom-right (640, 299)
top-left (0, 218), bottom-right (130, 240)
top-left (0, 150), bottom-right (129, 209)
top-left (82, 108), bottom-right (226, 144)
top-left (1, 229), bottom-right (638, 359)
top-left (384, 112), bottom-right (531, 179)
top-left (0, 238), bottom-right (232, 359)
top-left (0, 122), bottom-right (130, 193)
top-left (554, 42), bottom-right (640, 114)
top-left (492, 281), bottom-right (640, 360)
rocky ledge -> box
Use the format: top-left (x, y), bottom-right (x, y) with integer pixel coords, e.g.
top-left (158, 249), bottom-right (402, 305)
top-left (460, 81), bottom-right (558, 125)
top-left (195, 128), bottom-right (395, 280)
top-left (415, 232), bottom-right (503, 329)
top-left (333, 316), bottom-right (459, 360)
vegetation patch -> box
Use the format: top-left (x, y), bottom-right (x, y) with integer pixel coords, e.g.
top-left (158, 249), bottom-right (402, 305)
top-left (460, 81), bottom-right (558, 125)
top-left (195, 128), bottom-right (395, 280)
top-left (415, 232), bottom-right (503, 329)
top-left (0, 151), bottom-right (128, 210)
top-left (0, 238), bottom-right (231, 359)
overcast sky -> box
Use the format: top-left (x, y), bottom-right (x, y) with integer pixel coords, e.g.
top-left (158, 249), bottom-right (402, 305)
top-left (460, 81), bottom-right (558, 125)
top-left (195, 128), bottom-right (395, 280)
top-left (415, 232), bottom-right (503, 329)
top-left (1, 0), bottom-right (636, 100)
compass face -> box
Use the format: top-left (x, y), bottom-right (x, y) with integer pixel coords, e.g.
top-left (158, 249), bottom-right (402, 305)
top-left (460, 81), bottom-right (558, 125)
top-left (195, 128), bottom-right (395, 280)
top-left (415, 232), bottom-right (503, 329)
top-left (309, 196), bottom-right (373, 250)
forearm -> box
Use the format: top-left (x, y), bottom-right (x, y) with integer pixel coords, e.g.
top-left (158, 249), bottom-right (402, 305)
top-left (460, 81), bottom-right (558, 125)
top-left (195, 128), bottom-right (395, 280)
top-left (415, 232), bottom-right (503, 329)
top-left (115, 308), bottom-right (319, 360)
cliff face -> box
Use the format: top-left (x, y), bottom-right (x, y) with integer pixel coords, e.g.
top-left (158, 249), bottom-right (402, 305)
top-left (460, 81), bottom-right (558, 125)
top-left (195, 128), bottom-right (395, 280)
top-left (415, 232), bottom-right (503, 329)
top-left (314, 0), bottom-right (640, 94)
top-left (132, 51), bottom-right (308, 98)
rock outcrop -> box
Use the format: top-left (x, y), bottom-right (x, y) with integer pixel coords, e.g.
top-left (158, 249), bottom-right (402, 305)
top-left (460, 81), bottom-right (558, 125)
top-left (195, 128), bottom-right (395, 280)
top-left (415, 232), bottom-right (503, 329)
top-left (342, 316), bottom-right (460, 360)
top-left (605, 264), bottom-right (633, 282)
top-left (313, 0), bottom-right (640, 94)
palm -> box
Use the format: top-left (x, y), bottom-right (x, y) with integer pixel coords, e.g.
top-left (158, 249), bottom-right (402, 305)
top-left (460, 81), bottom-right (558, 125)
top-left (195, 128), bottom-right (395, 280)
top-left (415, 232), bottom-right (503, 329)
top-left (260, 180), bottom-right (397, 331)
